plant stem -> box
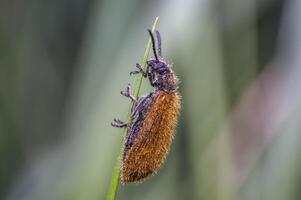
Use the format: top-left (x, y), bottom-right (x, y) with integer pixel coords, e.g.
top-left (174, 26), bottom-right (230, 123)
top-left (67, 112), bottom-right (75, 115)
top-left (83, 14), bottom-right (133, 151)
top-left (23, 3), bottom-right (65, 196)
top-left (106, 16), bottom-right (159, 200)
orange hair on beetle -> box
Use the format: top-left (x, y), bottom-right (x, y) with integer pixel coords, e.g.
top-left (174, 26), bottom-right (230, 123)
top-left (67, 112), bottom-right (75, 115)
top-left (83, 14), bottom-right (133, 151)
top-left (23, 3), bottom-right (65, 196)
top-left (122, 91), bottom-right (180, 182)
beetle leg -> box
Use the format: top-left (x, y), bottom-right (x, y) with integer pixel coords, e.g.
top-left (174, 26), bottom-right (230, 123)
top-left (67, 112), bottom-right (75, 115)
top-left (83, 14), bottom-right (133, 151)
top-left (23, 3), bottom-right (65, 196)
top-left (111, 118), bottom-right (128, 128)
top-left (121, 83), bottom-right (137, 103)
top-left (130, 63), bottom-right (147, 77)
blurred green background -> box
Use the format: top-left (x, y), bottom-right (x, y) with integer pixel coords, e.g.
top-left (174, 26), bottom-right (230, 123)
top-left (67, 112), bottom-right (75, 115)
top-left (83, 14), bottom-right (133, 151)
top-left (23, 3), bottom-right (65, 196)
top-left (2, 0), bottom-right (301, 199)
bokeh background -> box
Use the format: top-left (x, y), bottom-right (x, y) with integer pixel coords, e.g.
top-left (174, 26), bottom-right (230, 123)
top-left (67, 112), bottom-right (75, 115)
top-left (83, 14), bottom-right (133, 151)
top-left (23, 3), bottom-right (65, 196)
top-left (1, 0), bottom-right (301, 199)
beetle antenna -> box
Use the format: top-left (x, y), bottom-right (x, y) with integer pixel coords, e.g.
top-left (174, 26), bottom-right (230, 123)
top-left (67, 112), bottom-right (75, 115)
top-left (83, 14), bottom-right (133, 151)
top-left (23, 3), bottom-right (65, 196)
top-left (147, 29), bottom-right (159, 60)
top-left (155, 30), bottom-right (162, 57)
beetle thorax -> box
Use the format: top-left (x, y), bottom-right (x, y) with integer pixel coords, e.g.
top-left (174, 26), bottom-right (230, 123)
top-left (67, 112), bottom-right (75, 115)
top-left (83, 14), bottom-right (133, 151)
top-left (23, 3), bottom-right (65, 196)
top-left (156, 72), bottom-right (179, 93)
top-left (147, 59), bottom-right (179, 93)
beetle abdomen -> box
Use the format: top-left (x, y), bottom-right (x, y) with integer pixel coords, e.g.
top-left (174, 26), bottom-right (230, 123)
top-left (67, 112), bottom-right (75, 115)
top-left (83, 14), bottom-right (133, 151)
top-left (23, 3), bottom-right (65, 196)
top-left (122, 91), bottom-right (181, 183)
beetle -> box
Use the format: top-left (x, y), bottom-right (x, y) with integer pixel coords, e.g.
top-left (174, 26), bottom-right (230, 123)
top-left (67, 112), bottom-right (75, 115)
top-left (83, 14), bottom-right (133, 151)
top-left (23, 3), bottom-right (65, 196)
top-left (112, 29), bottom-right (181, 183)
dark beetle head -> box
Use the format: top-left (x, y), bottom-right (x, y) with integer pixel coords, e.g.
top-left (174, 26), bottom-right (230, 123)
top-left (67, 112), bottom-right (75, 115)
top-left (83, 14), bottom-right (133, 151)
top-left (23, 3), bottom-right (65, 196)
top-left (146, 30), bottom-right (179, 93)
